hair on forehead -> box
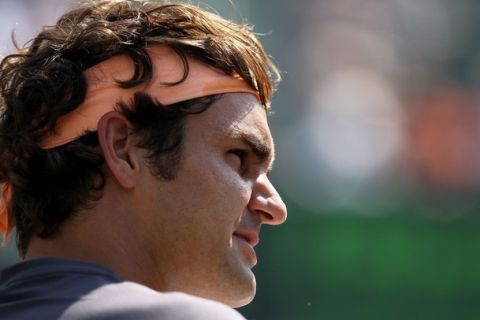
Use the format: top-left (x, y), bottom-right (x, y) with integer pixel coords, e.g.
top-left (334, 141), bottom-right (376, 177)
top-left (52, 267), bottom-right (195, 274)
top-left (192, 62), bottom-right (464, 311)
top-left (0, 0), bottom-right (281, 255)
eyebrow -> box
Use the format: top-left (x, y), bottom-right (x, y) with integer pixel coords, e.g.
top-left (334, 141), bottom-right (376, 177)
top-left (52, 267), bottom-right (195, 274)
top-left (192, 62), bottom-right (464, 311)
top-left (231, 130), bottom-right (275, 173)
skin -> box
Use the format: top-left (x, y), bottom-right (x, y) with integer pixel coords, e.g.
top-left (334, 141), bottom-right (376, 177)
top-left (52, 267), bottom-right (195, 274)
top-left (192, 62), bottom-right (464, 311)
top-left (26, 92), bottom-right (287, 308)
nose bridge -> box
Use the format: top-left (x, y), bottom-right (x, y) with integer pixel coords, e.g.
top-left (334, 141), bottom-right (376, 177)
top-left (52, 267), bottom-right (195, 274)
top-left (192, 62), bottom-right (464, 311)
top-left (249, 174), bottom-right (287, 225)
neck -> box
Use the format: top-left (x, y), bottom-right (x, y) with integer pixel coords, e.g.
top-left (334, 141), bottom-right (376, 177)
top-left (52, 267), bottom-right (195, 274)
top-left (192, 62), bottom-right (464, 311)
top-left (24, 186), bottom-right (157, 288)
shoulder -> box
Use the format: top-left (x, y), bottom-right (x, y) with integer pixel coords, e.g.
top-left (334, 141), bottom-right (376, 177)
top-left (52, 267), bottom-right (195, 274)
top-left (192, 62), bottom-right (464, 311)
top-left (61, 281), bottom-right (247, 320)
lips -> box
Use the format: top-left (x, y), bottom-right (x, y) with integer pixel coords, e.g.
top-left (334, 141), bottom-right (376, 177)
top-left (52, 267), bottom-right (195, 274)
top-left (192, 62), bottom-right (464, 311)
top-left (233, 232), bottom-right (258, 267)
top-left (232, 230), bottom-right (259, 247)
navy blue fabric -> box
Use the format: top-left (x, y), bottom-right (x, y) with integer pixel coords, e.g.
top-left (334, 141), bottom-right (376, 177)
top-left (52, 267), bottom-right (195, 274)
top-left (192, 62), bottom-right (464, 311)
top-left (0, 258), bottom-right (122, 320)
top-left (0, 258), bottom-right (247, 320)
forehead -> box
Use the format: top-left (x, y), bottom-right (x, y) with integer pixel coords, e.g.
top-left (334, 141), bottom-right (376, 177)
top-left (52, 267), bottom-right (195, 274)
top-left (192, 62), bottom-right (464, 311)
top-left (188, 93), bottom-right (272, 144)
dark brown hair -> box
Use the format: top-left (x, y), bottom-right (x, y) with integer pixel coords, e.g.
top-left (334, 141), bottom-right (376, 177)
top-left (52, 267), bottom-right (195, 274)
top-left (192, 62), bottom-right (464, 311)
top-left (0, 0), bottom-right (280, 256)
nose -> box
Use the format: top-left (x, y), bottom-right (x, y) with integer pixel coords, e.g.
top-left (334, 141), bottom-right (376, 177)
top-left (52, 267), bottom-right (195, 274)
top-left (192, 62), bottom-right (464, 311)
top-left (248, 175), bottom-right (287, 225)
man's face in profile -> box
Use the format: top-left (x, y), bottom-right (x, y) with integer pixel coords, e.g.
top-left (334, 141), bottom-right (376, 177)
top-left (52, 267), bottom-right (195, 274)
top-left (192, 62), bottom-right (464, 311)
top-left (134, 93), bottom-right (287, 307)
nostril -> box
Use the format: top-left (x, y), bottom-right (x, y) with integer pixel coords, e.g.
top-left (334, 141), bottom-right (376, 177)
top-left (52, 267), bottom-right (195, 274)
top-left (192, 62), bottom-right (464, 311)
top-left (254, 194), bottom-right (287, 226)
top-left (248, 176), bottom-right (287, 225)
top-left (270, 195), bottom-right (287, 225)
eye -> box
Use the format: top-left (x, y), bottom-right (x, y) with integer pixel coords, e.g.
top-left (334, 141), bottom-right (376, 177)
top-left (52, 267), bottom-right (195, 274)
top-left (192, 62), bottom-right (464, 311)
top-left (228, 149), bottom-right (248, 172)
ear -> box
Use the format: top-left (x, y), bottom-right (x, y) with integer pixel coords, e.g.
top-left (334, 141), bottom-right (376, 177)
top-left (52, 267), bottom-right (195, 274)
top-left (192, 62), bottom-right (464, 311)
top-left (97, 111), bottom-right (139, 189)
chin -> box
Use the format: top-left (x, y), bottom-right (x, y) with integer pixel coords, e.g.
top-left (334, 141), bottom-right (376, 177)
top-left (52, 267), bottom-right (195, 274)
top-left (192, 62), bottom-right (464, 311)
top-left (230, 293), bottom-right (255, 308)
top-left (223, 275), bottom-right (257, 308)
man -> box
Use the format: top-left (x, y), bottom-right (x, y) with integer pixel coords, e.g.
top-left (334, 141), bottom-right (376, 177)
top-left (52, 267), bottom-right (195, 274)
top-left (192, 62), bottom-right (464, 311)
top-left (0, 1), bottom-right (287, 319)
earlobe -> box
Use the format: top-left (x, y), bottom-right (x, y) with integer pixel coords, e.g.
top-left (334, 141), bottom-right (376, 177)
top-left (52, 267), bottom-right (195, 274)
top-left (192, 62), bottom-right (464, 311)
top-left (97, 111), bottom-right (138, 189)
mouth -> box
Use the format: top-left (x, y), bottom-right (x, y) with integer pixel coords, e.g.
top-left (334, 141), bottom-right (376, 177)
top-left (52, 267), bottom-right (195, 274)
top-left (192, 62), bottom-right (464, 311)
top-left (232, 230), bottom-right (259, 247)
top-left (232, 232), bottom-right (258, 267)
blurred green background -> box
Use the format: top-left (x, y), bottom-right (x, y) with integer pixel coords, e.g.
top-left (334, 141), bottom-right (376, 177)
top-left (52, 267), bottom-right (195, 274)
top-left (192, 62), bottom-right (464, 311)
top-left (3, 0), bottom-right (480, 319)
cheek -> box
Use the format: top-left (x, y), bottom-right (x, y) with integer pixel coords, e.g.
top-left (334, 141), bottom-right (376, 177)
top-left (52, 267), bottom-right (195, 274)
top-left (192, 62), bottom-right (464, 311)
top-left (189, 154), bottom-right (252, 211)
top-left (211, 156), bottom-right (252, 197)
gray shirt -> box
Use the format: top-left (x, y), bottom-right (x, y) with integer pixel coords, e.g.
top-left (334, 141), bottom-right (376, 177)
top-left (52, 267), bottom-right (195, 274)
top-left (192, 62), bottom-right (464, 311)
top-left (0, 258), bottom-right (246, 320)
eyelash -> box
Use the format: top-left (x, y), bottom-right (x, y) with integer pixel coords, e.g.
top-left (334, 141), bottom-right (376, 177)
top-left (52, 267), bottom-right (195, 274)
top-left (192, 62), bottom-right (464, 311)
top-left (229, 149), bottom-right (248, 172)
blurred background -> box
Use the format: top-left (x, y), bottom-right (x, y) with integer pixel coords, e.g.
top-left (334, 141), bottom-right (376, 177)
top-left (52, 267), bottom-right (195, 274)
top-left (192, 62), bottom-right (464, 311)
top-left (2, 0), bottom-right (480, 319)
